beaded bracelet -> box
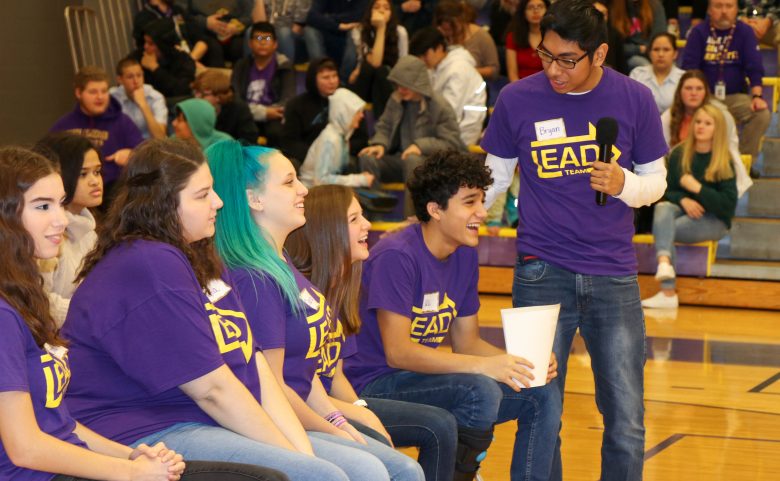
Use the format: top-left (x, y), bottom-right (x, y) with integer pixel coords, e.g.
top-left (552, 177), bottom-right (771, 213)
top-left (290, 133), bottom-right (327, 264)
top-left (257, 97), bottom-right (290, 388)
top-left (324, 410), bottom-right (348, 428)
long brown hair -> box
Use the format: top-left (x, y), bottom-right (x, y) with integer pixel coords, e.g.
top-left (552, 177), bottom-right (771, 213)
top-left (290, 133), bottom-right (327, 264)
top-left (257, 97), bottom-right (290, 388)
top-left (360, 0), bottom-right (401, 67)
top-left (434, 1), bottom-right (470, 45)
top-left (78, 138), bottom-right (222, 290)
top-left (678, 104), bottom-right (734, 182)
top-left (285, 185), bottom-right (362, 336)
top-left (609, 0), bottom-right (654, 39)
top-left (669, 70), bottom-right (711, 146)
top-left (0, 147), bottom-right (66, 347)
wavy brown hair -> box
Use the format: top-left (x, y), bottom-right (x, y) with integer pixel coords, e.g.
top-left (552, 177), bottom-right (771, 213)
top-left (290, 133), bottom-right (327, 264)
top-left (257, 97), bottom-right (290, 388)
top-left (0, 147), bottom-right (65, 348)
top-left (285, 185), bottom-right (362, 336)
top-left (434, 1), bottom-right (470, 45)
top-left (77, 138), bottom-right (222, 290)
top-left (609, 0), bottom-right (654, 39)
top-left (669, 70), bottom-right (711, 146)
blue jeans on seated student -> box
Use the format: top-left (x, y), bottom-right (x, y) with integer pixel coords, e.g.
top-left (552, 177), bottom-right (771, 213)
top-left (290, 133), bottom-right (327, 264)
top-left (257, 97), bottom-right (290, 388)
top-left (360, 370), bottom-right (562, 481)
top-left (653, 201), bottom-right (729, 289)
top-left (53, 461), bottom-right (290, 481)
top-left (131, 422), bottom-right (390, 481)
top-left (512, 255), bottom-right (646, 481)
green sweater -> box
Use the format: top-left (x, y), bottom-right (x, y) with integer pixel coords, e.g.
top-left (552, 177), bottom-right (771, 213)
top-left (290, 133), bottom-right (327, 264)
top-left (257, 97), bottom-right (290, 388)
top-left (664, 147), bottom-right (738, 228)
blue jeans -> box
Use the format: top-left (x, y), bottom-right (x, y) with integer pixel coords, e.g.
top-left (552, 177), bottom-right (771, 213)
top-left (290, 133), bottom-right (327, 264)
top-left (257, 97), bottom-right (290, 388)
top-left (512, 256), bottom-right (646, 481)
top-left (53, 461), bottom-right (289, 481)
top-left (275, 25), bottom-right (299, 63)
top-left (360, 370), bottom-right (561, 481)
top-left (364, 397), bottom-right (458, 481)
top-left (132, 422), bottom-right (391, 481)
top-left (652, 201), bottom-right (728, 289)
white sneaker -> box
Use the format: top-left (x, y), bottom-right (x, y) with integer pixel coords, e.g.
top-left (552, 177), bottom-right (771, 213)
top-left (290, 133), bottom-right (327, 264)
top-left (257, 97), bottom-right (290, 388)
top-left (641, 291), bottom-right (679, 309)
top-left (654, 262), bottom-right (676, 281)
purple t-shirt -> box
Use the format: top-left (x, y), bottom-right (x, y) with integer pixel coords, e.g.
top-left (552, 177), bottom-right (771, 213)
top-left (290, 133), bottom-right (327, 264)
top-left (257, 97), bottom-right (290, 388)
top-left (247, 58), bottom-right (278, 106)
top-left (231, 258), bottom-right (332, 399)
top-left (0, 299), bottom-right (87, 481)
top-left (318, 319), bottom-right (358, 393)
top-left (481, 67), bottom-right (668, 275)
top-left (344, 224), bottom-right (480, 394)
top-left (63, 240), bottom-right (260, 445)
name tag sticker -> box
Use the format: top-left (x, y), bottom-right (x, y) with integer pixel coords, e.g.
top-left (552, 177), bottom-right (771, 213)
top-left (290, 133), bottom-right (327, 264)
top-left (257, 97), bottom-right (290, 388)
top-left (205, 279), bottom-right (232, 303)
top-left (534, 118), bottom-right (566, 141)
top-left (44, 343), bottom-right (69, 361)
top-left (299, 289), bottom-right (320, 310)
top-left (422, 292), bottom-right (440, 313)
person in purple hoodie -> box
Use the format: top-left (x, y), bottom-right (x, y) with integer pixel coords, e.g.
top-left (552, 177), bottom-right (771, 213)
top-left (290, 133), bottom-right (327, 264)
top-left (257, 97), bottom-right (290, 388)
top-left (0, 145), bottom-right (289, 481)
top-left (49, 66), bottom-right (143, 203)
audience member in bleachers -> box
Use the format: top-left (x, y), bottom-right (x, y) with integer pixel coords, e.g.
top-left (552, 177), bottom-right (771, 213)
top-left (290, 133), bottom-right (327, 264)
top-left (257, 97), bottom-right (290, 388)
top-left (33, 133), bottom-right (102, 326)
top-left (344, 151), bottom-right (560, 481)
top-left (257, 0), bottom-right (312, 63)
top-left (110, 57), bottom-right (168, 140)
top-left (0, 145), bottom-right (191, 481)
top-left (682, 0), bottom-right (770, 158)
top-left (739, 0), bottom-right (780, 70)
top-left (410, 27), bottom-right (487, 146)
top-left (299, 88), bottom-right (375, 188)
top-left (489, 0), bottom-right (519, 75)
top-left (434, 1), bottom-right (501, 80)
top-left (358, 56), bottom-right (465, 215)
top-left (134, 0), bottom-right (220, 68)
top-left (232, 21), bottom-right (296, 148)
top-left (209, 140), bottom-right (425, 481)
top-left (629, 32), bottom-right (685, 113)
top-left (392, 0), bottom-right (434, 38)
top-left (281, 58), bottom-right (369, 169)
top-left (172, 98), bottom-right (233, 150)
top-left (662, 70), bottom-right (753, 195)
top-left (285, 184), bottom-right (460, 481)
top-left (609, 0), bottom-right (667, 71)
top-left (347, 0), bottom-right (409, 117)
top-left (642, 104), bottom-right (738, 308)
top-left (50, 66), bottom-right (143, 201)
top-left (591, 0), bottom-right (628, 73)
top-left (62, 138), bottom-right (354, 481)
top-left (193, 69), bottom-right (259, 144)
top-left (137, 17), bottom-right (197, 99)
top-left (305, 0), bottom-right (371, 80)
top-left (505, 0), bottom-right (548, 81)
top-left (179, 0), bottom-right (259, 64)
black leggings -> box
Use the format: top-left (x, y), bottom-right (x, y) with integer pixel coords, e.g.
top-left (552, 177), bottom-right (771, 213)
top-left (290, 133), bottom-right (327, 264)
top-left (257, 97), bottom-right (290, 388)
top-left (51, 460), bottom-right (290, 481)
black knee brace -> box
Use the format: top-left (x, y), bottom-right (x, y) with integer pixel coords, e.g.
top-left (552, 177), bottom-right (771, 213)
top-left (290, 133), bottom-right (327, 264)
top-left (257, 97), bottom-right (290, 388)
top-left (453, 425), bottom-right (495, 481)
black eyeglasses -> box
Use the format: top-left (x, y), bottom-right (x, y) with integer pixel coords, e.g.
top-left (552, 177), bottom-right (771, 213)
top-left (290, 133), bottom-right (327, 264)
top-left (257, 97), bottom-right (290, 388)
top-left (254, 34), bottom-right (274, 42)
top-left (536, 47), bottom-right (589, 70)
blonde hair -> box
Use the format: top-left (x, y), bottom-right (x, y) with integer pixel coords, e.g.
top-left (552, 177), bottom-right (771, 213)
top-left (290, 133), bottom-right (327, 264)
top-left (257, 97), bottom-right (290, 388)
top-left (679, 104), bottom-right (733, 182)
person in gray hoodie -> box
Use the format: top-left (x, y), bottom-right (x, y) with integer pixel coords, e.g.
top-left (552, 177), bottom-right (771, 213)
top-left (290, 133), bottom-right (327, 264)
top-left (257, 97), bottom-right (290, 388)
top-left (358, 55), bottom-right (465, 215)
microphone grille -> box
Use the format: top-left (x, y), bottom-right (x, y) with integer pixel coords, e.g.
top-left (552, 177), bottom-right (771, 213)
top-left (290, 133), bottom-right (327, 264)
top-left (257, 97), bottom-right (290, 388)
top-left (596, 117), bottom-right (619, 144)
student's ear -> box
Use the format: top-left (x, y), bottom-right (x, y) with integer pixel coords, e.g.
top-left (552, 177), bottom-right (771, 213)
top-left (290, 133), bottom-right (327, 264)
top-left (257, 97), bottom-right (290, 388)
top-left (593, 43), bottom-right (609, 68)
top-left (427, 201), bottom-right (442, 221)
top-left (247, 189), bottom-right (264, 212)
top-left (74, 88), bottom-right (83, 101)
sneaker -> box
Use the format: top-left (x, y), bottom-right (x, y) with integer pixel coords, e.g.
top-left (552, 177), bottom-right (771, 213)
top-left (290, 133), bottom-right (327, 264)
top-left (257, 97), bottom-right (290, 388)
top-left (654, 262), bottom-right (676, 281)
top-left (641, 291), bottom-right (679, 309)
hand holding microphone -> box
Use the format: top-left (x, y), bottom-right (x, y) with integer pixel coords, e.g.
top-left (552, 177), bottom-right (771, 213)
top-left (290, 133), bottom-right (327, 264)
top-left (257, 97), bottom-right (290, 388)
top-left (591, 117), bottom-right (624, 206)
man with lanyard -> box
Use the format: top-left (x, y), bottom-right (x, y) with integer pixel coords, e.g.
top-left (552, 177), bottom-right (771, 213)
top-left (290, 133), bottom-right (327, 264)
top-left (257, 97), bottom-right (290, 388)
top-left (480, 0), bottom-right (668, 479)
top-left (683, 0), bottom-right (769, 160)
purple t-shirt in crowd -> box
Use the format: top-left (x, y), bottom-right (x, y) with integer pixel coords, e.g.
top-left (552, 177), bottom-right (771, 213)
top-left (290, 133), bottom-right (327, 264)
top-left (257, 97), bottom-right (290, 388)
top-left (344, 224), bottom-right (480, 394)
top-left (247, 57), bottom-right (278, 106)
top-left (231, 257), bottom-right (331, 399)
top-left (318, 319), bottom-right (358, 393)
top-left (63, 240), bottom-right (260, 445)
top-left (0, 299), bottom-right (87, 481)
top-left (481, 67), bottom-right (668, 276)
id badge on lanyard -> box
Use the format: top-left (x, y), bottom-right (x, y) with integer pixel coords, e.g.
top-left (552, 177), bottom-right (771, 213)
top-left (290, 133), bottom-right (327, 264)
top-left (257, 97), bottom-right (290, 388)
top-left (715, 81), bottom-right (727, 100)
top-left (712, 24), bottom-right (736, 101)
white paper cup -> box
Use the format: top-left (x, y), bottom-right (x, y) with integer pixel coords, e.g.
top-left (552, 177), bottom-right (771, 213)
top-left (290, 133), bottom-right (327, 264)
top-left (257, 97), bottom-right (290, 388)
top-left (501, 304), bottom-right (560, 388)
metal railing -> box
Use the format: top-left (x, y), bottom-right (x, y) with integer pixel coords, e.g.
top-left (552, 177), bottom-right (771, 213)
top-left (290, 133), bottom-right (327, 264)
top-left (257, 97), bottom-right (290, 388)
top-left (64, 0), bottom-right (138, 74)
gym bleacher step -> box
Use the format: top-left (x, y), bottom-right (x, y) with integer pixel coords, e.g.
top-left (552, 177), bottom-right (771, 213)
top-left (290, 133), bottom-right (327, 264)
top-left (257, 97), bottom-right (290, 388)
top-left (746, 178), bottom-right (780, 217)
top-left (728, 217), bottom-right (780, 260)
top-left (759, 137), bottom-right (780, 177)
top-left (710, 259), bottom-right (780, 281)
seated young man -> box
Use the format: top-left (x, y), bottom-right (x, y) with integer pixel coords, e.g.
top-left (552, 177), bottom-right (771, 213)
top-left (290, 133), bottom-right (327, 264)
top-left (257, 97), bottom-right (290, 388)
top-left (410, 26), bottom-right (487, 146)
top-left (231, 21), bottom-right (296, 148)
top-left (50, 65), bottom-right (143, 202)
top-left (344, 150), bottom-right (560, 481)
top-left (110, 56), bottom-right (168, 140)
top-left (192, 69), bottom-right (259, 145)
top-left (358, 56), bottom-right (464, 215)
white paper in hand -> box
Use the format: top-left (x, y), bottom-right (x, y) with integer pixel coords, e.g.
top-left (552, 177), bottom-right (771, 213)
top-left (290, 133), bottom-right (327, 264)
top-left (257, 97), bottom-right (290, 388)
top-left (501, 304), bottom-right (560, 388)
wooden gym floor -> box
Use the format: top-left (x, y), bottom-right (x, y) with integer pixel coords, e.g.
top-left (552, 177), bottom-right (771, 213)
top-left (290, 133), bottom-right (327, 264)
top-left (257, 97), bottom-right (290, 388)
top-left (420, 296), bottom-right (780, 480)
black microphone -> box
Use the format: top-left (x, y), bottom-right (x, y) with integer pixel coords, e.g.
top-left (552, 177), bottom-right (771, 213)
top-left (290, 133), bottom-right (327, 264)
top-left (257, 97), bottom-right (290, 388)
top-left (595, 117), bottom-right (619, 206)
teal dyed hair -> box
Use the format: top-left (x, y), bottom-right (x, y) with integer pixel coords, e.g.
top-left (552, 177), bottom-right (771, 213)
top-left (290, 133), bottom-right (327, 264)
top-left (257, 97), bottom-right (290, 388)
top-left (206, 140), bottom-right (302, 312)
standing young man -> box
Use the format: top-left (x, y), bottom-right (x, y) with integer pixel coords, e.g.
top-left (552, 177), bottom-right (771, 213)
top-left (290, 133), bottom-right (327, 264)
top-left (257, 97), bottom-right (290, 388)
top-left (480, 1), bottom-right (668, 480)
top-left (345, 150), bottom-right (560, 481)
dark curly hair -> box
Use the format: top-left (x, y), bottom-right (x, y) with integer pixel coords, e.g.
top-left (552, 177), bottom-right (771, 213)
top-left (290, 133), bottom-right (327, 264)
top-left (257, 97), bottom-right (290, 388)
top-left (407, 150), bottom-right (493, 222)
top-left (78, 138), bottom-right (222, 290)
top-left (0, 146), bottom-right (65, 348)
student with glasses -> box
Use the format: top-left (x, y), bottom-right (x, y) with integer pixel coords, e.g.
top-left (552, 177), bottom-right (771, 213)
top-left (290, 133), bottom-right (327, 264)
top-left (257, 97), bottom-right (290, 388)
top-left (481, 1), bottom-right (668, 480)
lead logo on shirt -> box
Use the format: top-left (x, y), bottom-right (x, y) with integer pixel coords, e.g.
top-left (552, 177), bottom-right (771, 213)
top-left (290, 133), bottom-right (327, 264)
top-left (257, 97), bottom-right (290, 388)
top-left (40, 348), bottom-right (71, 409)
top-left (205, 302), bottom-right (254, 363)
top-left (530, 122), bottom-right (621, 179)
top-left (317, 318), bottom-right (345, 379)
top-left (409, 294), bottom-right (458, 345)
top-left (302, 288), bottom-right (331, 360)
